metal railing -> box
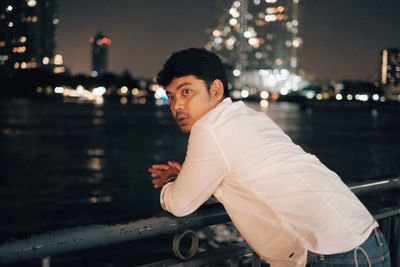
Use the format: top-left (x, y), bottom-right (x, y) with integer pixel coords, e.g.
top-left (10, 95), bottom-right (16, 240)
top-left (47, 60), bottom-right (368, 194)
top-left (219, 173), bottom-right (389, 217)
top-left (0, 176), bottom-right (399, 266)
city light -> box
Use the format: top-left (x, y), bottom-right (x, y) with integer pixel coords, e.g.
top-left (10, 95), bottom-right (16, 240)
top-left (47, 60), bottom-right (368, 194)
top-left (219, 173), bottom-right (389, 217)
top-left (355, 94), bottom-right (369, 102)
top-left (233, 69), bottom-right (241, 77)
top-left (101, 37), bottom-right (111, 45)
top-left (12, 46), bottom-right (26, 53)
top-left (229, 8), bottom-right (240, 18)
top-left (132, 88), bottom-right (139, 95)
top-left (54, 87), bottom-right (64, 94)
top-left (54, 54), bottom-right (63, 65)
top-left (260, 99), bottom-right (269, 108)
top-left (381, 50), bottom-right (388, 85)
top-left (42, 57), bottom-right (50, 65)
top-left (154, 87), bottom-right (168, 103)
top-left (213, 30), bottom-right (222, 37)
top-left (120, 86), bottom-right (128, 94)
top-left (280, 88), bottom-right (288, 96)
top-left (19, 36), bottom-right (27, 43)
top-left (260, 91), bottom-right (269, 99)
top-left (27, 0), bottom-right (37, 7)
top-left (231, 90), bottom-right (241, 99)
top-left (241, 90), bottom-right (249, 98)
top-left (306, 91), bottom-right (315, 99)
top-left (120, 97), bottom-right (128, 104)
top-left (93, 87), bottom-right (106, 96)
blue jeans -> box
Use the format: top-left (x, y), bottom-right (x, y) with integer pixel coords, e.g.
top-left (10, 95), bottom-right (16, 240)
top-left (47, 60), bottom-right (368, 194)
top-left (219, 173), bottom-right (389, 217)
top-left (307, 228), bottom-right (391, 267)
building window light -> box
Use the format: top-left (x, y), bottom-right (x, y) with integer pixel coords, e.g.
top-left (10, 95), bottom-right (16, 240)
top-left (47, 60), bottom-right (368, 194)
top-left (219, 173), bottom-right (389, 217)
top-left (27, 0), bottom-right (37, 7)
top-left (42, 57), bottom-right (50, 65)
top-left (26, 16), bottom-right (38, 23)
top-left (12, 46), bottom-right (26, 53)
top-left (19, 36), bottom-right (27, 43)
top-left (53, 67), bottom-right (65, 74)
top-left (54, 54), bottom-right (63, 65)
top-left (229, 18), bottom-right (238, 26)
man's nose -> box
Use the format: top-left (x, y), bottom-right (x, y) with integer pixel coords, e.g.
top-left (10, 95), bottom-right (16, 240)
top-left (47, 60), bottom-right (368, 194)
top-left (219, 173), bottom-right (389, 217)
top-left (172, 97), bottom-right (184, 112)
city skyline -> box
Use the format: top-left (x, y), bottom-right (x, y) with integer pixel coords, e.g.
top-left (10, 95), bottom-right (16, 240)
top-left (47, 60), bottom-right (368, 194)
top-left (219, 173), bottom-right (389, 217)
top-left (57, 0), bottom-right (400, 82)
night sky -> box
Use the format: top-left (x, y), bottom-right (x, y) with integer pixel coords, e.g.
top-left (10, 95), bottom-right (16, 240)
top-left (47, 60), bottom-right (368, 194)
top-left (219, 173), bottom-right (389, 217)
top-left (58, 0), bottom-right (400, 82)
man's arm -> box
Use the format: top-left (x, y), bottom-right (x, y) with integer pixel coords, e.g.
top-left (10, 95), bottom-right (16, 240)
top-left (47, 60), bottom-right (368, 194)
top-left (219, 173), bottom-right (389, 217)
top-left (158, 126), bottom-right (229, 217)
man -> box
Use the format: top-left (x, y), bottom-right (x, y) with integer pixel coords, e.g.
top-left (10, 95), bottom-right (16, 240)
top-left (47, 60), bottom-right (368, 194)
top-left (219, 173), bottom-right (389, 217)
top-left (149, 48), bottom-right (391, 266)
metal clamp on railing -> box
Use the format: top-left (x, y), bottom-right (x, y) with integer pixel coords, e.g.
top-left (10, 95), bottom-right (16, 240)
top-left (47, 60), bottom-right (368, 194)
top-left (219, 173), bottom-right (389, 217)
top-left (172, 230), bottom-right (199, 260)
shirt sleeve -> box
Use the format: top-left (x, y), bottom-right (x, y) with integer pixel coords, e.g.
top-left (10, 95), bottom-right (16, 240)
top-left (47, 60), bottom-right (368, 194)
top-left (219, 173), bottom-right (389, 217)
top-left (160, 125), bottom-right (229, 217)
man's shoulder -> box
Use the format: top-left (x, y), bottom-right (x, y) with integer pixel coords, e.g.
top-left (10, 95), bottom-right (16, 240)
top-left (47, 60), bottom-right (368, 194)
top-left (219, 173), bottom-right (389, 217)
top-left (199, 98), bottom-right (245, 125)
top-left (193, 99), bottom-right (252, 139)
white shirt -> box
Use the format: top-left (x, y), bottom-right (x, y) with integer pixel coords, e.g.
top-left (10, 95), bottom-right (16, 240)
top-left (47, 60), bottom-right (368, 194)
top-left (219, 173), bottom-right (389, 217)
top-left (160, 98), bottom-right (377, 267)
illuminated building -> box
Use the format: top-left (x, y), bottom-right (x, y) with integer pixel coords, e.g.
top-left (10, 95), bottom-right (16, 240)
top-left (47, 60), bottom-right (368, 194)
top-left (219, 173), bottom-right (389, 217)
top-left (89, 32), bottom-right (111, 77)
top-left (380, 48), bottom-right (400, 87)
top-left (0, 0), bottom-right (63, 76)
top-left (206, 0), bottom-right (302, 95)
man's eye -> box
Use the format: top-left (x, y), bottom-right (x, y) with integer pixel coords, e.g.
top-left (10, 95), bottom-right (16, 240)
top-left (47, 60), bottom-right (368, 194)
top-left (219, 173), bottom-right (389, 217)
top-left (183, 89), bottom-right (192, 95)
top-left (168, 95), bottom-right (174, 102)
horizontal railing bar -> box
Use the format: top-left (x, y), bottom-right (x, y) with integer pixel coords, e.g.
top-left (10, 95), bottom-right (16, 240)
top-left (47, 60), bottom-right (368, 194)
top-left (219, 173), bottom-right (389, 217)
top-left (0, 175), bottom-right (399, 263)
top-left (372, 207), bottom-right (400, 220)
top-left (349, 176), bottom-right (400, 195)
top-left (0, 204), bottom-right (229, 263)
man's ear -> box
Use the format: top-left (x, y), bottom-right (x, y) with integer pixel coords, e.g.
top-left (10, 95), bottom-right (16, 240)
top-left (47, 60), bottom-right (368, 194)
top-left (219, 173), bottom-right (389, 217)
top-left (211, 79), bottom-right (224, 101)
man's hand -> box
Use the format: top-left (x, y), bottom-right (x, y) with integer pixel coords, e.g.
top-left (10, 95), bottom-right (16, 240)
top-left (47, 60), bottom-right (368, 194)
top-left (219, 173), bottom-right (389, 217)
top-left (149, 161), bottom-right (182, 189)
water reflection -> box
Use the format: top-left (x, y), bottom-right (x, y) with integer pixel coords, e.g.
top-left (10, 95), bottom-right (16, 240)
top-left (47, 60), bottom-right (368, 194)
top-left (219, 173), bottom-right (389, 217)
top-left (89, 195), bottom-right (113, 204)
top-left (89, 188), bottom-right (112, 204)
top-left (86, 148), bottom-right (105, 157)
top-left (0, 99), bottom-right (399, 242)
top-left (85, 173), bottom-right (105, 184)
top-left (86, 157), bottom-right (103, 171)
top-left (94, 110), bottom-right (104, 117)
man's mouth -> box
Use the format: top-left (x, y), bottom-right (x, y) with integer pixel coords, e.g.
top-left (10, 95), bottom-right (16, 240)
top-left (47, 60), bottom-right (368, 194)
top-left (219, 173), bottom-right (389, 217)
top-left (176, 113), bottom-right (189, 126)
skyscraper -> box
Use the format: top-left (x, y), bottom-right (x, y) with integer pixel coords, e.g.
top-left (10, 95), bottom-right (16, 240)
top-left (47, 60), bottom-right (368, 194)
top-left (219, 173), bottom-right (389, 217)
top-left (380, 48), bottom-right (400, 87)
top-left (206, 0), bottom-right (302, 94)
top-left (0, 0), bottom-right (63, 76)
top-left (89, 32), bottom-right (111, 77)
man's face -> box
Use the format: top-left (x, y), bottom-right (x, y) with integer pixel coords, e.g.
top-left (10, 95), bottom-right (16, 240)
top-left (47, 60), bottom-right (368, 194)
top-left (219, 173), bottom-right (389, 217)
top-left (166, 75), bottom-right (223, 133)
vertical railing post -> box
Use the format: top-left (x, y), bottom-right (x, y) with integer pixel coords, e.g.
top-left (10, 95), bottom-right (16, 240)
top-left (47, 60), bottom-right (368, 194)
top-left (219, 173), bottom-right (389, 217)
top-left (229, 257), bottom-right (239, 267)
top-left (252, 251), bottom-right (261, 267)
top-left (393, 215), bottom-right (400, 267)
top-left (380, 217), bottom-right (392, 246)
top-left (41, 257), bottom-right (50, 267)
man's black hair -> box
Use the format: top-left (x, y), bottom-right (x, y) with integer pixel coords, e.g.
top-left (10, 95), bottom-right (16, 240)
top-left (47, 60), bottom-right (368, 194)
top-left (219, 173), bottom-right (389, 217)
top-left (157, 48), bottom-right (229, 97)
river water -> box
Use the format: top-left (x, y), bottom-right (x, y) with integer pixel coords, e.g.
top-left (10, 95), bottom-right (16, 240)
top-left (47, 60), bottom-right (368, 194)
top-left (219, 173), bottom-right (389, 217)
top-left (0, 98), bottom-right (399, 265)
